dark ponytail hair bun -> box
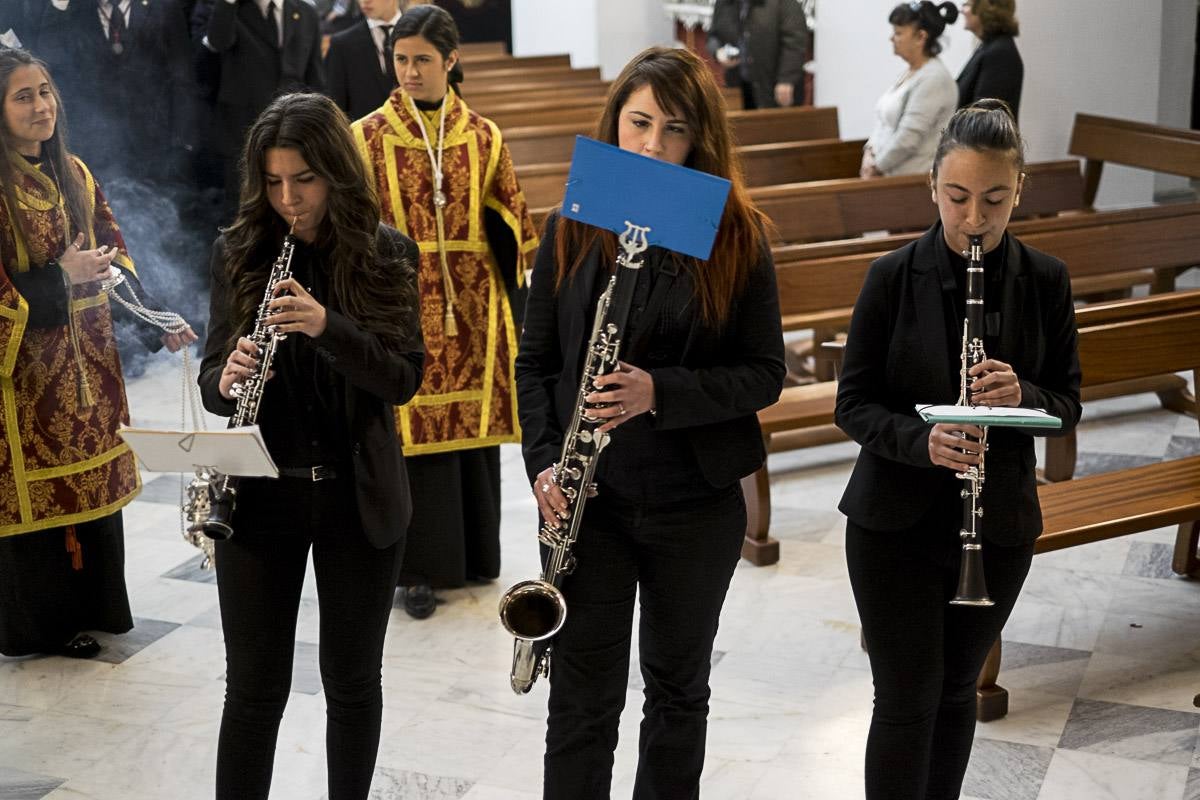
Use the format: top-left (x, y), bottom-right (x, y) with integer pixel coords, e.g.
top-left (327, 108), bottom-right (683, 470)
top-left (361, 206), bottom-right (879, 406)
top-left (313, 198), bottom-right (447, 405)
top-left (888, 1), bottom-right (959, 56)
top-left (389, 5), bottom-right (466, 92)
top-left (932, 99), bottom-right (1025, 177)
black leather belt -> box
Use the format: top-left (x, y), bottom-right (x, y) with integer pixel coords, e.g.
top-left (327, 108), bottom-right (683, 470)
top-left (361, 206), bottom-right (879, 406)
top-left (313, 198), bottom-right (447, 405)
top-left (277, 465), bottom-right (338, 481)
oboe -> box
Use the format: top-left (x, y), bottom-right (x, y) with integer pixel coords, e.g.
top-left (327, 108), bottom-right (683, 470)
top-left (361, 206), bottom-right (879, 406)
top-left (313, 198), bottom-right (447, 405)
top-left (950, 234), bottom-right (995, 607)
top-left (497, 221), bottom-right (650, 694)
top-left (183, 226), bottom-right (296, 544)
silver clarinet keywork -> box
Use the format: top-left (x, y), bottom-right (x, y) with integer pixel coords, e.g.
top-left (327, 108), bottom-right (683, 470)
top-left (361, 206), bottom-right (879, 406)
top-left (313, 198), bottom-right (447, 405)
top-left (951, 234), bottom-right (995, 607)
top-left (182, 224), bottom-right (297, 555)
top-left (498, 221), bottom-right (651, 694)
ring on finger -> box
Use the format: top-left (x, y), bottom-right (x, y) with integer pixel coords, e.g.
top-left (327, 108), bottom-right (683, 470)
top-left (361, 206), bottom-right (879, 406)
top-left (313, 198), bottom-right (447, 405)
top-left (541, 483), bottom-right (550, 493)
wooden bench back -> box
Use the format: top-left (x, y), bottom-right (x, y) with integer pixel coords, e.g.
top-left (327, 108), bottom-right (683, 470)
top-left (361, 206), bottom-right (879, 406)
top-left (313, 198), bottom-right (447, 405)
top-left (773, 209), bottom-right (1200, 331)
top-left (503, 106), bottom-right (840, 166)
top-left (752, 160), bottom-right (1083, 243)
top-left (1076, 304), bottom-right (1200, 384)
top-left (460, 41), bottom-right (507, 57)
top-left (515, 138), bottom-right (866, 209)
top-left (468, 53), bottom-right (572, 73)
top-left (466, 66), bottom-right (603, 94)
top-left (1068, 113), bottom-right (1200, 206)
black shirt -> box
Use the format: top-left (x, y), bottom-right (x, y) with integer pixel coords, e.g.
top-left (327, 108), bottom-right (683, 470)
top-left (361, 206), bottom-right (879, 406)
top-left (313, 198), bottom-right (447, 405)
top-left (252, 237), bottom-right (349, 470)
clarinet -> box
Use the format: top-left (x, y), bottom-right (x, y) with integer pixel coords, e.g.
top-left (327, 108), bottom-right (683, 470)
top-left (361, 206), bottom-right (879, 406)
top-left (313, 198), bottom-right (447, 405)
top-left (497, 221), bottom-right (650, 694)
top-left (950, 234), bottom-right (995, 607)
top-left (183, 229), bottom-right (296, 544)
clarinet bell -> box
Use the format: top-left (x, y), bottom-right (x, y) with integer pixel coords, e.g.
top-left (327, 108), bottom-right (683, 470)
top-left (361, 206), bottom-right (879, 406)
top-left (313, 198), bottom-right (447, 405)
top-left (950, 539), bottom-right (995, 607)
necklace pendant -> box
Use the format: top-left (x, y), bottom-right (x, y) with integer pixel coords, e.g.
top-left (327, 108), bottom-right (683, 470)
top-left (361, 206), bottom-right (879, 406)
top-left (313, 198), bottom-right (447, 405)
top-left (434, 190), bottom-right (448, 209)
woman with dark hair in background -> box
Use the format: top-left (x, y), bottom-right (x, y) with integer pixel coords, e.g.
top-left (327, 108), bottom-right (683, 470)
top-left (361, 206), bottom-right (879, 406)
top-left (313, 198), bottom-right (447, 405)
top-left (352, 4), bottom-right (538, 620)
top-left (862, 1), bottom-right (960, 178)
top-left (0, 48), bottom-right (195, 661)
top-left (516, 46), bottom-right (785, 798)
top-left (836, 100), bottom-right (1081, 799)
top-left (198, 91), bottom-right (423, 799)
top-left (957, 0), bottom-right (1023, 120)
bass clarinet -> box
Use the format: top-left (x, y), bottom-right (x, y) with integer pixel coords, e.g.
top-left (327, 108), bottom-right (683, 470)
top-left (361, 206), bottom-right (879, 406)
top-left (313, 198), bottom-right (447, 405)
top-left (183, 224), bottom-right (297, 546)
top-left (498, 221), bottom-right (651, 694)
top-left (950, 234), bottom-right (995, 607)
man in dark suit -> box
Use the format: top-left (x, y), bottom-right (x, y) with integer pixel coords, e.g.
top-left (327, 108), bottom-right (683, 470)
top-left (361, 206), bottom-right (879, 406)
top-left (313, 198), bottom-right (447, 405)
top-left (706, 0), bottom-right (809, 109)
top-left (204, 0), bottom-right (324, 214)
top-left (68, 0), bottom-right (198, 184)
top-left (324, 0), bottom-right (399, 121)
top-left (0, 1), bottom-right (80, 108)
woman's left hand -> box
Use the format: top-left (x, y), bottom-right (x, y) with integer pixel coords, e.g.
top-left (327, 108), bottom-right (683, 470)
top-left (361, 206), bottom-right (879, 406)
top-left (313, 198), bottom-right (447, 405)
top-left (160, 325), bottom-right (199, 353)
top-left (969, 358), bottom-right (1022, 407)
top-left (264, 277), bottom-right (327, 338)
top-left (585, 361), bottom-right (656, 433)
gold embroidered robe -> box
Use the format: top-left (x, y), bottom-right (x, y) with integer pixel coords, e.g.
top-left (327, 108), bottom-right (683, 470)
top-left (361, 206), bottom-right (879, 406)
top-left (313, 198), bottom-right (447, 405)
top-left (353, 90), bottom-right (539, 456)
top-left (0, 156), bottom-right (140, 537)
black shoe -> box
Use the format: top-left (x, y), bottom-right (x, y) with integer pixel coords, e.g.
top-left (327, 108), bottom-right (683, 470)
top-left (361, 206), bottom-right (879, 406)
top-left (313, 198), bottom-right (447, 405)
top-left (403, 585), bottom-right (436, 620)
top-left (59, 634), bottom-right (101, 659)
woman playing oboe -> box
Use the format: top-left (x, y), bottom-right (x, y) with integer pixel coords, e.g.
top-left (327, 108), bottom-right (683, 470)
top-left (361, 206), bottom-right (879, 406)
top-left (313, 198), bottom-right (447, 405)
top-left (516, 46), bottom-right (785, 798)
top-left (197, 92), bottom-right (423, 800)
top-left (835, 99), bottom-right (1082, 799)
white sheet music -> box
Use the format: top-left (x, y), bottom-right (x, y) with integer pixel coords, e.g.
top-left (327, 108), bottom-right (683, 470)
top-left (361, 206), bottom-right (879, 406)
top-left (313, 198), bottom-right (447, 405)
top-left (118, 425), bottom-right (279, 477)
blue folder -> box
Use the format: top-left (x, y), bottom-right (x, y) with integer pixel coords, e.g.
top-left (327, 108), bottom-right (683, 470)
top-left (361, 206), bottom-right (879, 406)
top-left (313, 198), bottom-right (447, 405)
top-left (559, 136), bottom-right (732, 260)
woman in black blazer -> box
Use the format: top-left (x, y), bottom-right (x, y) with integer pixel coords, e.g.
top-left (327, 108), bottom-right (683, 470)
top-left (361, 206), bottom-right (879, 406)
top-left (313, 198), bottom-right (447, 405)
top-left (198, 92), bottom-right (423, 800)
top-left (515, 47), bottom-right (786, 799)
top-left (957, 0), bottom-right (1023, 120)
top-left (835, 100), bottom-right (1081, 800)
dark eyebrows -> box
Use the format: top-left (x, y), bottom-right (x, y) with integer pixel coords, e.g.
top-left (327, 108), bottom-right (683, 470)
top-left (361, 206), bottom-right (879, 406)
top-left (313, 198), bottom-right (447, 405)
top-left (945, 182), bottom-right (1011, 194)
top-left (629, 109), bottom-right (689, 125)
top-left (264, 170), bottom-right (315, 179)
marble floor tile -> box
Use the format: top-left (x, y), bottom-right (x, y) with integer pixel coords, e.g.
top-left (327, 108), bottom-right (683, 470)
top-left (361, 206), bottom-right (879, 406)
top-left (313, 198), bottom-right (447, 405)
top-left (998, 641), bottom-right (1092, 698)
top-left (135, 474), bottom-right (187, 506)
top-left (1036, 749), bottom-right (1190, 800)
top-left (1073, 452), bottom-right (1163, 478)
top-left (354, 767), bottom-right (473, 800)
top-left (1186, 768), bottom-right (1200, 800)
top-left (976, 688), bottom-right (1076, 750)
top-left (0, 767), bottom-right (65, 800)
top-left (1077, 651), bottom-right (1200, 714)
top-left (1122, 541), bottom-right (1183, 580)
top-left (962, 738), bottom-right (1055, 800)
top-left (1058, 698), bottom-right (1200, 766)
top-left (1166, 435), bottom-right (1200, 460)
top-left (458, 786), bottom-right (538, 800)
top-left (161, 554), bottom-right (217, 585)
top-left (91, 618), bottom-right (180, 665)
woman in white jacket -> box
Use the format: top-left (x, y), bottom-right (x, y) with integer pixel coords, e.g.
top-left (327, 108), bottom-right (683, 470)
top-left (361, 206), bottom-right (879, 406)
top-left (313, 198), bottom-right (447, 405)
top-left (862, 1), bottom-right (960, 178)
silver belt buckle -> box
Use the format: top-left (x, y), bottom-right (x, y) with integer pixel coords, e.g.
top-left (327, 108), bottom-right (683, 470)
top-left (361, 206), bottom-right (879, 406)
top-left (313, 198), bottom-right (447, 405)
top-left (311, 465), bottom-right (334, 481)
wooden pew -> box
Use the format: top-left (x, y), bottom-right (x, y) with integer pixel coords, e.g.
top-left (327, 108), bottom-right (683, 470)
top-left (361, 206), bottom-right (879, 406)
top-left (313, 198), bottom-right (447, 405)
top-left (1068, 113), bottom-right (1200, 207)
top-left (466, 66), bottom-right (604, 94)
top-left (460, 41), bottom-right (507, 57)
top-left (739, 212), bottom-right (1200, 566)
top-left (976, 296), bottom-right (1200, 721)
top-left (467, 53), bottom-right (572, 72)
top-left (515, 138), bottom-right (866, 208)
top-left (504, 106), bottom-right (841, 165)
top-left (487, 99), bottom-right (605, 130)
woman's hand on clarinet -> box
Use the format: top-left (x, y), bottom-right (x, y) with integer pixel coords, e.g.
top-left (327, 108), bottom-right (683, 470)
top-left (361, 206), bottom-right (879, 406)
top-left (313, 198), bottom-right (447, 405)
top-left (264, 277), bottom-right (327, 338)
top-left (969, 358), bottom-right (1022, 407)
top-left (218, 337), bottom-right (273, 400)
top-left (928, 423), bottom-right (985, 472)
top-left (533, 466), bottom-right (570, 530)
top-left (161, 326), bottom-right (199, 353)
top-left (585, 361), bottom-right (655, 433)
top-left (59, 233), bottom-right (117, 285)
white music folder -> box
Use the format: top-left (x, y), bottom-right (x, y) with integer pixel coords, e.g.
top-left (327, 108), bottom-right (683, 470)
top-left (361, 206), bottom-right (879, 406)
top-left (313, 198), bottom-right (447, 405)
top-left (118, 425), bottom-right (279, 477)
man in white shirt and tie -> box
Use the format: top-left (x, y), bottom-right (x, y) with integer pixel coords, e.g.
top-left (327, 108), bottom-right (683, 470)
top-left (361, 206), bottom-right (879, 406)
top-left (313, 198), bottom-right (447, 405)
top-left (323, 0), bottom-right (400, 121)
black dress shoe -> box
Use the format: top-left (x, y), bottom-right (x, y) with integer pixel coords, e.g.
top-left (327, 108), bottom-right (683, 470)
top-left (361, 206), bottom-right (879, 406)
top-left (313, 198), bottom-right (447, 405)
top-left (59, 634), bottom-right (101, 659)
top-left (403, 585), bottom-right (436, 620)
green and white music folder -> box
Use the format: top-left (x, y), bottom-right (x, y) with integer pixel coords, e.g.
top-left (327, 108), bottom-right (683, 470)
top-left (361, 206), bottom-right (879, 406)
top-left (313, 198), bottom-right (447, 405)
top-left (916, 405), bottom-right (1063, 429)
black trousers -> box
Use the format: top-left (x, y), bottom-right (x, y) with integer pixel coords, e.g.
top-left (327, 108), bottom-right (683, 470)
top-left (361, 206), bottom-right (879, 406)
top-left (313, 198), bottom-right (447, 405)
top-left (543, 487), bottom-right (745, 800)
top-left (213, 477), bottom-right (403, 800)
top-left (845, 504), bottom-right (1035, 800)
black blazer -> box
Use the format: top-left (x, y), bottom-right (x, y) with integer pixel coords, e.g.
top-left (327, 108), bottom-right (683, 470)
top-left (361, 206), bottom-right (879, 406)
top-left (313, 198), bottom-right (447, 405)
top-left (205, 0), bottom-right (324, 155)
top-left (70, 0), bottom-right (199, 172)
top-left (835, 224), bottom-right (1081, 546)
top-left (516, 213), bottom-right (786, 490)
top-left (324, 19), bottom-right (395, 122)
top-left (957, 35), bottom-right (1023, 121)
top-left (198, 225), bottom-right (425, 549)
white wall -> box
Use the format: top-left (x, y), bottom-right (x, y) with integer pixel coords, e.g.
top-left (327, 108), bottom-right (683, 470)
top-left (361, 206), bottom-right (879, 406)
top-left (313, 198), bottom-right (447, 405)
top-left (511, 0), bottom-right (673, 79)
top-left (814, 0), bottom-right (1197, 208)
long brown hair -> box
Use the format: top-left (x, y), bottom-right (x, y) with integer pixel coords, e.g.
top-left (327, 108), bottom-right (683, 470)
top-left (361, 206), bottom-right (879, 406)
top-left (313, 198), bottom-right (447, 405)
top-left (0, 49), bottom-right (90, 255)
top-left (221, 93), bottom-right (417, 355)
top-left (552, 46), bottom-right (769, 328)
